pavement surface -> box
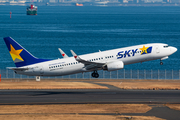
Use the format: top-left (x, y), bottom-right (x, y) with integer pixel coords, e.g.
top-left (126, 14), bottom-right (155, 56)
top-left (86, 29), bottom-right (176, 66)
top-left (0, 89), bottom-right (180, 104)
top-left (0, 80), bottom-right (180, 120)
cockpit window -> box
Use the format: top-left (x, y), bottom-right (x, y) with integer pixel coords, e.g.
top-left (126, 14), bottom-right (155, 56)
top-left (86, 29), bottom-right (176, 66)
top-left (163, 45), bottom-right (168, 48)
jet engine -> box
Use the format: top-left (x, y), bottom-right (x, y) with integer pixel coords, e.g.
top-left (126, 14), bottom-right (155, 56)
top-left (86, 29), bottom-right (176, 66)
top-left (104, 61), bottom-right (124, 71)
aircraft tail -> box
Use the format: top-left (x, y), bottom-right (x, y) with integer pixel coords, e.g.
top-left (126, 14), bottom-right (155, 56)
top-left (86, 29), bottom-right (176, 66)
top-left (4, 37), bottom-right (50, 67)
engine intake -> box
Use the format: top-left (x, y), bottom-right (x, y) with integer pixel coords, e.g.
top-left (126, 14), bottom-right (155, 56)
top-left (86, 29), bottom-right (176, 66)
top-left (105, 61), bottom-right (124, 71)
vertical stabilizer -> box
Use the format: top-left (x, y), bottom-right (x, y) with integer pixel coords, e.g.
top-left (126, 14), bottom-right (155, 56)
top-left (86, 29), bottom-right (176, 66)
top-left (4, 37), bottom-right (50, 67)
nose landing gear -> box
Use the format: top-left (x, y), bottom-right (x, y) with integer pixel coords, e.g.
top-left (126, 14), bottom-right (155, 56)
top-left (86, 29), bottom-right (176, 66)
top-left (91, 70), bottom-right (99, 78)
top-left (160, 61), bottom-right (163, 65)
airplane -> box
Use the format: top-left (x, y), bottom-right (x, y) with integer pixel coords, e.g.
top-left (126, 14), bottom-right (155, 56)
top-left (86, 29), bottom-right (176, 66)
top-left (4, 37), bottom-right (177, 78)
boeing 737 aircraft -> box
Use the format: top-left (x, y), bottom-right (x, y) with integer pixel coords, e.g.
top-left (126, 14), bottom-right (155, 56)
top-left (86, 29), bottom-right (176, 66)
top-left (4, 37), bottom-right (177, 78)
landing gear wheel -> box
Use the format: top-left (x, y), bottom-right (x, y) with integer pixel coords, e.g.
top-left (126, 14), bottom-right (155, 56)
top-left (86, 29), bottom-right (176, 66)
top-left (160, 61), bottom-right (163, 65)
top-left (91, 71), bottom-right (99, 78)
top-left (91, 73), bottom-right (95, 77)
top-left (94, 73), bottom-right (99, 78)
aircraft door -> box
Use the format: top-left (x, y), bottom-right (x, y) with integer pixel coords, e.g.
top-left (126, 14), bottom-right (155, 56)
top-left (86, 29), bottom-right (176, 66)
top-left (156, 46), bottom-right (160, 54)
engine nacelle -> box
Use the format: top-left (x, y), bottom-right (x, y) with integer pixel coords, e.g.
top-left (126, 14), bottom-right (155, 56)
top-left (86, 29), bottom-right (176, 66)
top-left (106, 61), bottom-right (124, 71)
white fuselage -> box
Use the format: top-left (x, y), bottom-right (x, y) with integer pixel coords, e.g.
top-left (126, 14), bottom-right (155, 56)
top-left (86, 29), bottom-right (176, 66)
top-left (16, 43), bottom-right (177, 76)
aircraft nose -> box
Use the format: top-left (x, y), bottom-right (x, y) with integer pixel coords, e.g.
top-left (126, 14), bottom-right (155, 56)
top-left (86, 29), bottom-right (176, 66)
top-left (171, 47), bottom-right (177, 53)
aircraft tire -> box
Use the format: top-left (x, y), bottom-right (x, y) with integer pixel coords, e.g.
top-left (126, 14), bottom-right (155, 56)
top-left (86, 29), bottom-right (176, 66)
top-left (92, 73), bottom-right (95, 77)
top-left (94, 73), bottom-right (99, 78)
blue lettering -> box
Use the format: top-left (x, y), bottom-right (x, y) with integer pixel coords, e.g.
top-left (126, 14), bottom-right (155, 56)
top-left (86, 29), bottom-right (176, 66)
top-left (117, 48), bottom-right (138, 59)
top-left (132, 49), bottom-right (138, 56)
top-left (124, 50), bottom-right (131, 58)
top-left (117, 51), bottom-right (124, 59)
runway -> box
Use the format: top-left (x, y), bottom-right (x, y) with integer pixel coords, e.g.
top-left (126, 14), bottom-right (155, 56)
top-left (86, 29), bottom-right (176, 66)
top-left (0, 89), bottom-right (180, 104)
top-left (1, 87), bottom-right (180, 120)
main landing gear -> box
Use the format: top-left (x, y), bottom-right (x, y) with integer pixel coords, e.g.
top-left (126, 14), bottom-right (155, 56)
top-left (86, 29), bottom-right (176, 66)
top-left (91, 70), bottom-right (99, 78)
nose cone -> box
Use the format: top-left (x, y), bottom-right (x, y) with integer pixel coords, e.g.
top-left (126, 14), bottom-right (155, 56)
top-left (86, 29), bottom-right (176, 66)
top-left (171, 47), bottom-right (177, 54)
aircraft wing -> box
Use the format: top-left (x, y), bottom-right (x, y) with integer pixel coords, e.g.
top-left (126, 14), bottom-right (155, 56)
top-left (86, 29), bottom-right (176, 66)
top-left (7, 67), bottom-right (29, 71)
top-left (70, 50), bottom-right (105, 70)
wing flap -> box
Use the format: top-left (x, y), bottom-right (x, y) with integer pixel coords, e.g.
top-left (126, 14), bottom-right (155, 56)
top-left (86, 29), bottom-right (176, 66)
top-left (82, 64), bottom-right (99, 71)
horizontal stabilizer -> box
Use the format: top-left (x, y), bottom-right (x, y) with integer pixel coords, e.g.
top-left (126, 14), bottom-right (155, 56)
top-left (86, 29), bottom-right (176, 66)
top-left (7, 67), bottom-right (29, 71)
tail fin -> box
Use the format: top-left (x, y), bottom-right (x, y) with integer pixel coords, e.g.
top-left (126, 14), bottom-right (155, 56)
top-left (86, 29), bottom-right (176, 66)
top-left (4, 37), bottom-right (50, 67)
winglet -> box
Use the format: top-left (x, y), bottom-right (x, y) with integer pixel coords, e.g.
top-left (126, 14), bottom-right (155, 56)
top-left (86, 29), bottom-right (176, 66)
top-left (70, 50), bottom-right (105, 67)
top-left (70, 50), bottom-right (80, 60)
top-left (58, 48), bottom-right (69, 58)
